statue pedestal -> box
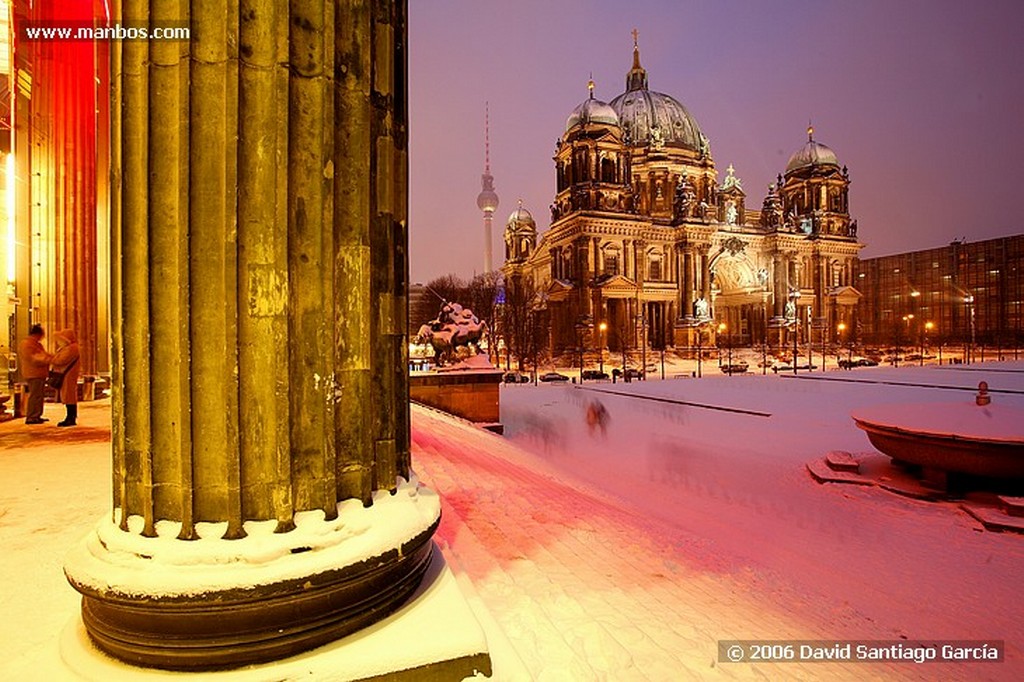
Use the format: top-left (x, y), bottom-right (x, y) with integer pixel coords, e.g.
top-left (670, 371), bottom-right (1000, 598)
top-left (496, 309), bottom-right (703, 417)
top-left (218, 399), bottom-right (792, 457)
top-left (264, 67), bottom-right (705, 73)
top-left (673, 319), bottom-right (710, 351)
top-left (410, 369), bottom-right (503, 433)
top-left (61, 544), bottom-right (493, 680)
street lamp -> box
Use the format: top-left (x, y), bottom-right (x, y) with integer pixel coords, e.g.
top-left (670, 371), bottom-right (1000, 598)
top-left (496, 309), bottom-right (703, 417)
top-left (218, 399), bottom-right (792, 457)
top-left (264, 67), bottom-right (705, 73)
top-left (717, 322), bottom-right (733, 375)
top-left (838, 322), bottom-right (851, 370)
top-left (598, 321), bottom-right (607, 375)
top-left (899, 314), bottom-right (914, 367)
top-left (635, 313), bottom-right (647, 381)
top-left (964, 294), bottom-right (976, 364)
top-left (717, 322), bottom-right (726, 369)
top-left (575, 316), bottom-right (591, 383)
top-left (696, 323), bottom-right (704, 378)
top-left (923, 321), bottom-right (933, 366)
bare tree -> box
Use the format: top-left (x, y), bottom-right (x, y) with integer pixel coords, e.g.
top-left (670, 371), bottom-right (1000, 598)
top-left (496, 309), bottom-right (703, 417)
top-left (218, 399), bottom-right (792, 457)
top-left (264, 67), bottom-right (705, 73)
top-left (500, 274), bottom-right (537, 371)
top-left (413, 274), bottom-right (467, 330)
top-left (465, 271), bottom-right (502, 331)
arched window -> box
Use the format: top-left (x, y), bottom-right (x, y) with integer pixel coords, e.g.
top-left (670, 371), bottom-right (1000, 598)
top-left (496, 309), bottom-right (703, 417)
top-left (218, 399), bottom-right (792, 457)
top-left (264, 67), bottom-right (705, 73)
top-left (601, 157), bottom-right (615, 183)
top-left (602, 246), bottom-right (620, 277)
top-left (648, 251), bottom-right (663, 281)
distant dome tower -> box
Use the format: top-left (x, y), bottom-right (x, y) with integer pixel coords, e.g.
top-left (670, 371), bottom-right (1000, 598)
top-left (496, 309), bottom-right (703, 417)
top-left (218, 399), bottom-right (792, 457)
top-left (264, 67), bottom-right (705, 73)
top-left (477, 103), bottom-right (500, 273)
top-left (779, 123), bottom-right (853, 238)
top-left (504, 200), bottom-right (537, 263)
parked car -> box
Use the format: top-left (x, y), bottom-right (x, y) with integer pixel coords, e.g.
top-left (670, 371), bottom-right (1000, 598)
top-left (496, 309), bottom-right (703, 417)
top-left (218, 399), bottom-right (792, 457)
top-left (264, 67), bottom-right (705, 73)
top-left (581, 369), bottom-right (610, 381)
top-left (771, 361), bottom-right (817, 373)
top-left (539, 371), bottom-right (570, 383)
top-left (612, 367), bottom-right (644, 380)
top-left (502, 371), bottom-right (531, 384)
top-left (838, 356), bottom-right (879, 368)
top-left (721, 361), bottom-right (749, 374)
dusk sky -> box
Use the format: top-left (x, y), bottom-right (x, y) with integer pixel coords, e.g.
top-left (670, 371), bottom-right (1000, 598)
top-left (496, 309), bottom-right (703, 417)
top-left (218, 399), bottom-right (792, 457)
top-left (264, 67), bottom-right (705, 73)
top-left (407, 0), bottom-right (1024, 284)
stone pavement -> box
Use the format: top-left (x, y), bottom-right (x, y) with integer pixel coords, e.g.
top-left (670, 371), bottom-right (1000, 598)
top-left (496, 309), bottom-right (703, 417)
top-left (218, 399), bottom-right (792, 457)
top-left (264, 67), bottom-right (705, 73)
top-left (410, 405), bottom-right (942, 681)
top-left (0, 399), bottom-right (976, 680)
top-left (0, 399), bottom-right (112, 450)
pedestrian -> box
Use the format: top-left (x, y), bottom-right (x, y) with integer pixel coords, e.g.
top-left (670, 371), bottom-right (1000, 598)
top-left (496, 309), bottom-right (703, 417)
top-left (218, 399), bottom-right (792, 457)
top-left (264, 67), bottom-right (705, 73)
top-left (585, 399), bottom-right (609, 438)
top-left (17, 324), bottom-right (53, 424)
top-left (50, 329), bottom-right (81, 427)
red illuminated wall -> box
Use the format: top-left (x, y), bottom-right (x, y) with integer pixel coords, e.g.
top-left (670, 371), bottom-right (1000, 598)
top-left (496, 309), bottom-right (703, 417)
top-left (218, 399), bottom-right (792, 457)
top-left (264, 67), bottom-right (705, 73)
top-left (12, 0), bottom-right (108, 376)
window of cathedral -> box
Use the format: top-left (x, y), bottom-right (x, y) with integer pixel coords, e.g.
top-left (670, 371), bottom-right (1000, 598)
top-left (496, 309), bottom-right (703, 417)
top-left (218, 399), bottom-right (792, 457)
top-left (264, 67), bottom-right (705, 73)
top-left (604, 251), bottom-right (620, 277)
top-left (649, 256), bottom-right (662, 281)
top-left (601, 157), bottom-right (616, 183)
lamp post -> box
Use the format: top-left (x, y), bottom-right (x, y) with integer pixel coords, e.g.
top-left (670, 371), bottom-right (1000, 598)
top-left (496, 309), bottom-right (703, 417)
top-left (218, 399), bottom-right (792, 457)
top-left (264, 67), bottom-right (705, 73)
top-left (717, 322), bottom-right (726, 370)
top-left (900, 314), bottom-right (913, 367)
top-left (762, 294), bottom-right (769, 376)
top-left (717, 322), bottom-right (733, 375)
top-left (636, 313), bottom-right (647, 381)
top-left (598, 321), bottom-right (607, 375)
top-left (838, 322), bottom-right (850, 369)
top-left (642, 316), bottom-right (647, 381)
top-left (789, 289), bottom-right (801, 375)
top-left (575, 316), bottom-right (591, 383)
top-left (965, 294), bottom-right (976, 364)
top-left (806, 307), bottom-right (813, 372)
top-left (659, 313), bottom-right (666, 380)
top-left (923, 321), bottom-right (933, 366)
top-left (696, 324), bottom-right (703, 378)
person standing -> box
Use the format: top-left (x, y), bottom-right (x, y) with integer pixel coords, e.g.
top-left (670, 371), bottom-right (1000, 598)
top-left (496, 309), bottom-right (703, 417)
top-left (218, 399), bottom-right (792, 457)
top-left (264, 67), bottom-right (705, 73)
top-left (17, 324), bottom-right (53, 424)
top-left (50, 329), bottom-right (81, 427)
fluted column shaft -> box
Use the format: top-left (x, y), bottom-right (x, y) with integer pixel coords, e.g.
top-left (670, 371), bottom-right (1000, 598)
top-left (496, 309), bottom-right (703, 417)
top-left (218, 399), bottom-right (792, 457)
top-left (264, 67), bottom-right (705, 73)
top-left (112, 0), bottom-right (410, 538)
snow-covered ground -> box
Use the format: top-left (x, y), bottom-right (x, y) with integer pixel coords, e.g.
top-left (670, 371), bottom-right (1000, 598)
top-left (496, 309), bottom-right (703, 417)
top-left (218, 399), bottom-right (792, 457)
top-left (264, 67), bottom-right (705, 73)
top-left (1, 361), bottom-right (1022, 680)
top-left (489, 361), bottom-right (1024, 679)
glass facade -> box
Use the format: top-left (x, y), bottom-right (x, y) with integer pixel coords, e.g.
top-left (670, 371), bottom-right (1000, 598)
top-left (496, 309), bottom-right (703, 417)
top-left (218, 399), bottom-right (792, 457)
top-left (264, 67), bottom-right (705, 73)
top-left (856, 235), bottom-right (1024, 349)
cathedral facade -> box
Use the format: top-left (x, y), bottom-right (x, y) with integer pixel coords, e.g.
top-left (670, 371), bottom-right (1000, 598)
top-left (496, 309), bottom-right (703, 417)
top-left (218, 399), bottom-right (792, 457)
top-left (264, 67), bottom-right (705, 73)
top-left (502, 40), bottom-right (863, 358)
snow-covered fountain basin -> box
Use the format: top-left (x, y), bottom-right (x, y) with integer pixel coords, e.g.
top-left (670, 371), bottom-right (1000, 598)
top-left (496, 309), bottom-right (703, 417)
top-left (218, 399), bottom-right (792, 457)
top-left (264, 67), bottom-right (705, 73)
top-left (852, 396), bottom-right (1024, 480)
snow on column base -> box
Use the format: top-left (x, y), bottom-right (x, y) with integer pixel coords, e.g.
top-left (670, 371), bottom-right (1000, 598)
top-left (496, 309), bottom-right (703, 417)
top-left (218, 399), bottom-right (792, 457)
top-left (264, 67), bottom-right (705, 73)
top-left (59, 545), bottom-right (494, 681)
top-left (63, 476), bottom-right (444, 671)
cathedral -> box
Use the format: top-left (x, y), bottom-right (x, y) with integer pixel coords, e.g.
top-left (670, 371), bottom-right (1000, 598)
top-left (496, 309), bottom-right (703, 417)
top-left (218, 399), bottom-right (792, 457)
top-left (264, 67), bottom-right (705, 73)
top-left (502, 38), bottom-right (863, 358)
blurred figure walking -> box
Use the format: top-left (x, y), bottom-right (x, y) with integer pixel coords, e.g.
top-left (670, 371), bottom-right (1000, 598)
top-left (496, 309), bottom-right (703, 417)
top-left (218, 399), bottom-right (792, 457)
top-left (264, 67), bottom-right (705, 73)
top-left (585, 399), bottom-right (609, 438)
top-left (50, 329), bottom-right (81, 427)
top-left (17, 325), bottom-right (53, 424)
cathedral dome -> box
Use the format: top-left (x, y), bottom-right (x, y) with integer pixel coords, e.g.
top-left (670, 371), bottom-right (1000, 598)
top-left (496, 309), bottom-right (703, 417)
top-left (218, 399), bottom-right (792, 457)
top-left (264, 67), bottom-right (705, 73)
top-left (786, 127), bottom-right (840, 172)
top-left (565, 95), bottom-right (620, 132)
top-left (506, 204), bottom-right (536, 229)
top-left (610, 89), bottom-right (704, 151)
top-left (609, 44), bottom-right (706, 152)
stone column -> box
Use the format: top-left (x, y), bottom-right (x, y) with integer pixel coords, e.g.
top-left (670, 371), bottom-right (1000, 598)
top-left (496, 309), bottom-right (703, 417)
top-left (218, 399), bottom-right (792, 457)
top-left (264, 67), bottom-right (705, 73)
top-left (682, 248), bottom-right (694, 318)
top-left (773, 251), bottom-right (785, 317)
top-left (66, 0), bottom-right (439, 670)
top-left (700, 247), bottom-right (711, 300)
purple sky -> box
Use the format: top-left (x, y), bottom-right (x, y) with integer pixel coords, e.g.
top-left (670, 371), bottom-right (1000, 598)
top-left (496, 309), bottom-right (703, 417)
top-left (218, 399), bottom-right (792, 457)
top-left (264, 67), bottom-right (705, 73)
top-left (408, 0), bottom-right (1024, 284)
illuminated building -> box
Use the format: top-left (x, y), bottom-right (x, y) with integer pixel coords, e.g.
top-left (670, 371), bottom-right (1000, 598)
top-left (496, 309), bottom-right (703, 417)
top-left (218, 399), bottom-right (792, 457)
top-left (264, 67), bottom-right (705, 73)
top-left (503, 34), bottom-right (863, 358)
top-left (856, 235), bottom-right (1024, 349)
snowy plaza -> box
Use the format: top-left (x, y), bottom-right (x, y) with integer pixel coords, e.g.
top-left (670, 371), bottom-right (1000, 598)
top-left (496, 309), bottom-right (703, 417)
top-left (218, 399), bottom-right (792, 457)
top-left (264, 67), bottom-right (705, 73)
top-left (2, 361), bottom-right (1022, 680)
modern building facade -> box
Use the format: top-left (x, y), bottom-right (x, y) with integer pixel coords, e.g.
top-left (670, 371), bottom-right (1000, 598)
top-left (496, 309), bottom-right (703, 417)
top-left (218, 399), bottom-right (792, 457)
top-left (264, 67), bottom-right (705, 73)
top-left (856, 235), bottom-right (1024, 350)
top-left (502, 38), bottom-right (863, 359)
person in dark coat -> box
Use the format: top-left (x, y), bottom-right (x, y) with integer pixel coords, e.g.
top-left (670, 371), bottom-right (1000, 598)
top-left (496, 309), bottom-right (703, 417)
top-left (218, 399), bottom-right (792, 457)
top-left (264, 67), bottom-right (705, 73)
top-left (50, 329), bottom-right (81, 427)
top-left (17, 324), bottom-right (53, 424)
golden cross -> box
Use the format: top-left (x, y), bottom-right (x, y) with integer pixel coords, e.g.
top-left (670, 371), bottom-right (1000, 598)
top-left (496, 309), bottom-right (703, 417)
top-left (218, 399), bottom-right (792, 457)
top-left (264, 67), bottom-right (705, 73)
top-left (632, 28), bottom-right (639, 47)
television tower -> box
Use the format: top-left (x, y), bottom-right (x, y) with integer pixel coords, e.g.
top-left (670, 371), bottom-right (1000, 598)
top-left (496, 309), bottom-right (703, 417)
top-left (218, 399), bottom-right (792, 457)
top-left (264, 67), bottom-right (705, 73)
top-left (477, 103), bottom-right (499, 273)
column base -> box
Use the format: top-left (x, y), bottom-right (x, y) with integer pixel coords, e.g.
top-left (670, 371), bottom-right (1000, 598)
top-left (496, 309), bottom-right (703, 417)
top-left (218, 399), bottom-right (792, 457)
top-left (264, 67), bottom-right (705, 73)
top-left (64, 476), bottom-right (448, 672)
top-left (60, 544), bottom-right (493, 680)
